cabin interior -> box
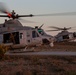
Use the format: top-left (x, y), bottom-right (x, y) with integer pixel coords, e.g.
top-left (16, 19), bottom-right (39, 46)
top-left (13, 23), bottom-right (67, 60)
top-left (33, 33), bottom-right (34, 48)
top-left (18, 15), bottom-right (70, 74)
top-left (3, 32), bottom-right (20, 44)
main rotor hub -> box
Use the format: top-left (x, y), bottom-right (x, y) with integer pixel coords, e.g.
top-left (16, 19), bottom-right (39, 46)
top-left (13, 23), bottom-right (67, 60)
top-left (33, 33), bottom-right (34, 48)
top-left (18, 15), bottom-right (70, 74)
top-left (7, 10), bottom-right (18, 19)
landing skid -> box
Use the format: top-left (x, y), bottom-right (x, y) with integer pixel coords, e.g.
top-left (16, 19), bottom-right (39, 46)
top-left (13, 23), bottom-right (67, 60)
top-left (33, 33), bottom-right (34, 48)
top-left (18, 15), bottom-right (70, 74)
top-left (9, 46), bottom-right (35, 53)
top-left (9, 50), bottom-right (34, 53)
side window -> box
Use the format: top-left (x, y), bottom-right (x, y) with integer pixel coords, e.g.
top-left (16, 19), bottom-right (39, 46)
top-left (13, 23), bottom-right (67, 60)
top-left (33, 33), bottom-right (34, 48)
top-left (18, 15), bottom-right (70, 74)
top-left (32, 31), bottom-right (39, 38)
top-left (32, 31), bottom-right (36, 38)
top-left (63, 35), bottom-right (69, 39)
top-left (27, 32), bottom-right (30, 37)
top-left (20, 33), bottom-right (23, 39)
top-left (73, 32), bottom-right (76, 37)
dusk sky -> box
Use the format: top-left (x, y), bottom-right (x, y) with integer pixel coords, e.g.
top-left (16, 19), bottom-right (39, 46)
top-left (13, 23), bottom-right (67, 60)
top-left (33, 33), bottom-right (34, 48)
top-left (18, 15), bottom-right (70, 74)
top-left (0, 0), bottom-right (76, 36)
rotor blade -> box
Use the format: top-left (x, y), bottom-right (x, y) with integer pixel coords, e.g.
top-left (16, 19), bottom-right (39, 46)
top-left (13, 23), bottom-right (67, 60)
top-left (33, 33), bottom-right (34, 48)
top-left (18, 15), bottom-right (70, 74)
top-left (49, 26), bottom-right (63, 30)
top-left (0, 15), bottom-right (8, 17)
top-left (65, 27), bottom-right (71, 30)
top-left (39, 24), bottom-right (44, 29)
top-left (18, 12), bottom-right (76, 18)
top-left (18, 14), bottom-right (33, 17)
top-left (34, 12), bottom-right (76, 16)
top-left (49, 26), bottom-right (72, 30)
top-left (46, 30), bottom-right (60, 32)
top-left (70, 29), bottom-right (76, 30)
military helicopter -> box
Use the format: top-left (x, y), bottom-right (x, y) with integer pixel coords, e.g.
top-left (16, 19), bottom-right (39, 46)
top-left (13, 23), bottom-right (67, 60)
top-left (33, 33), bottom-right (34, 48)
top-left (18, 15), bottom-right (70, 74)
top-left (47, 26), bottom-right (76, 42)
top-left (0, 3), bottom-right (76, 50)
top-left (0, 3), bottom-right (55, 49)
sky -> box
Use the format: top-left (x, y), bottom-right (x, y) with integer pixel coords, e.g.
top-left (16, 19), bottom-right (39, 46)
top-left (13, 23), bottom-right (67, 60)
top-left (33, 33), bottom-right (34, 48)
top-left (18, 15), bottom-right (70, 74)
top-left (0, 0), bottom-right (76, 36)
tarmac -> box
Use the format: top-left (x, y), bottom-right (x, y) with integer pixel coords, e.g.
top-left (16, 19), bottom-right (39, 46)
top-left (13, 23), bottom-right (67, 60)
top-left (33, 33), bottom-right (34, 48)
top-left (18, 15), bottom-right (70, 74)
top-left (5, 50), bottom-right (76, 56)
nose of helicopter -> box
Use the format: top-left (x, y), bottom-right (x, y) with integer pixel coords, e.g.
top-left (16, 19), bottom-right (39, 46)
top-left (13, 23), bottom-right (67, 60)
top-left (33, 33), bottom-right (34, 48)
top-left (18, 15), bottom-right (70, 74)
top-left (49, 38), bottom-right (54, 47)
top-left (49, 37), bottom-right (54, 42)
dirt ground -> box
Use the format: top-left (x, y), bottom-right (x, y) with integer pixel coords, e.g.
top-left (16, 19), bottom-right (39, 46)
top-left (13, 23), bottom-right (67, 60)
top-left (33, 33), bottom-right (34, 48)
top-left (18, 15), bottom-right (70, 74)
top-left (31, 42), bottom-right (76, 52)
top-left (0, 42), bottom-right (76, 75)
top-left (0, 56), bottom-right (76, 75)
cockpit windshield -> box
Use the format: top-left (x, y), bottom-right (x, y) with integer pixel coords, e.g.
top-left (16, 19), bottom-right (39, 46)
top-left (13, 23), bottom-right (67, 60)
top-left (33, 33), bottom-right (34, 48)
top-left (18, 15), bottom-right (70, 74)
top-left (37, 28), bottom-right (51, 37)
top-left (38, 29), bottom-right (44, 35)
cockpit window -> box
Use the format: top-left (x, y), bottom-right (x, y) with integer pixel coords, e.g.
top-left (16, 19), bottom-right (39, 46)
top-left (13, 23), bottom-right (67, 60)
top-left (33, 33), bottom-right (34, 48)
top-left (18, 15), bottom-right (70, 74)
top-left (38, 29), bottom-right (44, 35)
top-left (20, 33), bottom-right (23, 39)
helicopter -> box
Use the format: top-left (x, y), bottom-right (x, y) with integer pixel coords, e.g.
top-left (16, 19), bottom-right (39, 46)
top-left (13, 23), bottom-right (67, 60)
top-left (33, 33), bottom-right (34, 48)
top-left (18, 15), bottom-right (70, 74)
top-left (0, 3), bottom-right (55, 49)
top-left (0, 3), bottom-right (76, 50)
top-left (47, 26), bottom-right (76, 42)
top-left (0, 18), bottom-right (54, 49)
